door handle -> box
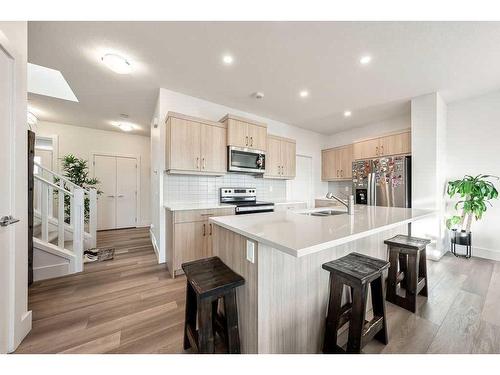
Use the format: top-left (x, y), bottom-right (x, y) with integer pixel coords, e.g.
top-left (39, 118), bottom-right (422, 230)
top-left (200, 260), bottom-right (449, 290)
top-left (196, 157), bottom-right (200, 169)
top-left (203, 223), bottom-right (206, 236)
top-left (202, 157), bottom-right (206, 169)
top-left (0, 215), bottom-right (20, 227)
top-left (245, 136), bottom-right (248, 146)
top-left (209, 223), bottom-right (212, 235)
top-left (250, 137), bottom-right (253, 147)
top-left (375, 146), bottom-right (379, 156)
top-left (381, 145), bottom-right (384, 155)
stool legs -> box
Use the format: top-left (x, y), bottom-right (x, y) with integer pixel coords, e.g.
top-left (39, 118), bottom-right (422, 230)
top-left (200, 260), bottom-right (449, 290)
top-left (223, 290), bottom-right (241, 353)
top-left (346, 284), bottom-right (368, 353)
top-left (198, 298), bottom-right (215, 353)
top-left (370, 276), bottom-right (388, 345)
top-left (323, 274), bottom-right (344, 354)
top-left (183, 282), bottom-right (197, 350)
top-left (386, 249), bottom-right (400, 305)
top-left (419, 248), bottom-right (428, 297)
top-left (406, 253), bottom-right (419, 313)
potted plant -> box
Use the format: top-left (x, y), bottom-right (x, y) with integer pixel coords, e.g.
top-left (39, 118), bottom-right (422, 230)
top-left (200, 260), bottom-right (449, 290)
top-left (446, 174), bottom-right (498, 258)
top-left (56, 154), bottom-right (101, 223)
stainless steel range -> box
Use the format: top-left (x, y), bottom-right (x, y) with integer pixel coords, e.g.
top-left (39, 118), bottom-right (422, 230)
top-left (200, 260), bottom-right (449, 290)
top-left (220, 188), bottom-right (274, 215)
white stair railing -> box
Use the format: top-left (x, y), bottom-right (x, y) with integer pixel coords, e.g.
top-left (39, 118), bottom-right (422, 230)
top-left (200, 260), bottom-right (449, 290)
top-left (34, 175), bottom-right (84, 273)
top-left (34, 161), bottom-right (97, 249)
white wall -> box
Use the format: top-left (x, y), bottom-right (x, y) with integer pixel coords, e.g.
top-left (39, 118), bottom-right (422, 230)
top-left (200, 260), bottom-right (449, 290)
top-left (411, 93), bottom-right (448, 260)
top-left (447, 90), bottom-right (500, 260)
top-left (36, 121), bottom-right (151, 226)
top-left (150, 88), bottom-right (328, 263)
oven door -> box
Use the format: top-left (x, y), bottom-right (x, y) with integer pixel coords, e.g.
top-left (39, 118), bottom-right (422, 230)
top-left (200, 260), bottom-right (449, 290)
top-left (228, 146), bottom-right (265, 174)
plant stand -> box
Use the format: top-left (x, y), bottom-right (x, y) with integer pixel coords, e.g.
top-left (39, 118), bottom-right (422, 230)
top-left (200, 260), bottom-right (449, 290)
top-left (450, 230), bottom-right (472, 259)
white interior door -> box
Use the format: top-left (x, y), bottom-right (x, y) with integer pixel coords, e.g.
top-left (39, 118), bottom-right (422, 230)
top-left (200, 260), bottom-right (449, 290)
top-left (116, 157), bottom-right (137, 228)
top-left (94, 155), bottom-right (117, 230)
top-left (288, 155), bottom-right (313, 208)
top-left (0, 37), bottom-right (15, 354)
top-left (94, 155), bottom-right (137, 230)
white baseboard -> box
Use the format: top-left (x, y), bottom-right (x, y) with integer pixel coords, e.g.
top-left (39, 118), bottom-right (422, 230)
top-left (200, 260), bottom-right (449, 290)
top-left (469, 246), bottom-right (500, 261)
top-left (149, 228), bottom-right (160, 261)
top-left (8, 310), bottom-right (32, 353)
top-left (33, 263), bottom-right (71, 281)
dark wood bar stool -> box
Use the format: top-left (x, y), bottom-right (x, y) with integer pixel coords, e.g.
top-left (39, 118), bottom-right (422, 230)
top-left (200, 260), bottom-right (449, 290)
top-left (322, 252), bottom-right (390, 354)
top-left (182, 256), bottom-right (245, 354)
top-left (384, 235), bottom-right (431, 313)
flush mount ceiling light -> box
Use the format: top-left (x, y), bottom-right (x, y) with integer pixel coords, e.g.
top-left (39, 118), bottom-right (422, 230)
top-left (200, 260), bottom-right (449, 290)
top-left (299, 90), bottom-right (309, 98)
top-left (222, 55), bottom-right (234, 65)
top-left (101, 53), bottom-right (132, 74)
top-left (344, 110), bottom-right (352, 117)
top-left (111, 120), bottom-right (135, 132)
top-left (359, 55), bottom-right (372, 65)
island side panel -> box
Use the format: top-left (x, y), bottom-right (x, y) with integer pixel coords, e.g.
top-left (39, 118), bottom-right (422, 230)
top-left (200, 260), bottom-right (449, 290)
top-left (257, 224), bottom-right (405, 354)
top-left (211, 224), bottom-right (259, 353)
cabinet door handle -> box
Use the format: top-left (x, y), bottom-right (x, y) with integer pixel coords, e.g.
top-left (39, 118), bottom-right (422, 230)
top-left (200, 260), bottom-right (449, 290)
top-left (202, 157), bottom-right (206, 169)
top-left (196, 157), bottom-right (200, 169)
top-left (245, 136), bottom-right (249, 146)
top-left (203, 223), bottom-right (206, 236)
top-left (209, 223), bottom-right (212, 235)
top-left (250, 137), bottom-right (253, 147)
top-left (336, 170), bottom-right (339, 177)
top-left (375, 146), bottom-right (379, 156)
top-left (381, 145), bottom-right (384, 155)
top-left (340, 170), bottom-right (343, 177)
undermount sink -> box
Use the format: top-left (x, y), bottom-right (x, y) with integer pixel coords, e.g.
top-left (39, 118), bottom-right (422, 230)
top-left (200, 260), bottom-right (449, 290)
top-left (301, 210), bottom-right (346, 217)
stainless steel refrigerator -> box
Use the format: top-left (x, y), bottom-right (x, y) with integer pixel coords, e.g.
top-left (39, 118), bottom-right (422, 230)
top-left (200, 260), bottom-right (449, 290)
top-left (352, 155), bottom-right (411, 208)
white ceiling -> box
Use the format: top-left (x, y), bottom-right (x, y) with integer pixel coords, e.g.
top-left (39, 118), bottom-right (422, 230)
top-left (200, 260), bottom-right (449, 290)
top-left (28, 21), bottom-right (500, 136)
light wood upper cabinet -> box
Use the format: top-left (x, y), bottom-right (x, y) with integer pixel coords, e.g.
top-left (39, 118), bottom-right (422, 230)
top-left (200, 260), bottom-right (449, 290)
top-left (352, 138), bottom-right (380, 160)
top-left (167, 116), bottom-right (201, 171)
top-left (378, 131), bottom-right (411, 157)
top-left (200, 124), bottom-right (227, 173)
top-left (166, 112), bottom-right (227, 175)
top-left (321, 145), bottom-right (352, 181)
top-left (264, 134), bottom-right (296, 179)
top-left (220, 114), bottom-right (267, 151)
top-left (353, 130), bottom-right (411, 160)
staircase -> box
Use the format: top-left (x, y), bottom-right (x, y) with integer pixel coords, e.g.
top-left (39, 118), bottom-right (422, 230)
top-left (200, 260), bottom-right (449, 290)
top-left (33, 162), bottom-right (97, 281)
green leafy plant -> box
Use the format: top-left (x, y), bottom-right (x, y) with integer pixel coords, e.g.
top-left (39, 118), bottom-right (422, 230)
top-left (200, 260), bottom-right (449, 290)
top-left (56, 154), bottom-right (101, 223)
top-left (446, 174), bottom-right (499, 233)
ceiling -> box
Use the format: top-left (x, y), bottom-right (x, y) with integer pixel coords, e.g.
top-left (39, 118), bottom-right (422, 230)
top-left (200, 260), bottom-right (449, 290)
top-left (28, 21), bottom-right (500, 136)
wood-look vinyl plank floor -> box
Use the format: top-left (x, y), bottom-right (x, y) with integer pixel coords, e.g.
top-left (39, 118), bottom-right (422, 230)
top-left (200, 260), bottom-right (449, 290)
top-left (14, 230), bottom-right (500, 354)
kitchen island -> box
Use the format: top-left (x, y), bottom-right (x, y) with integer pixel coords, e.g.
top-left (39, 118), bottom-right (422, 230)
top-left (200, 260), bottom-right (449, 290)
top-left (209, 205), bottom-right (433, 353)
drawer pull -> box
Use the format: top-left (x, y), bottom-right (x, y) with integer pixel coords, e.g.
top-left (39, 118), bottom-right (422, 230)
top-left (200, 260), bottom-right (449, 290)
top-left (203, 223), bottom-right (206, 236)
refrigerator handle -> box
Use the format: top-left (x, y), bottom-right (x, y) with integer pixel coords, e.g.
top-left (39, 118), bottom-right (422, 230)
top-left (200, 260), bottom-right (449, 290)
top-left (367, 173), bottom-right (372, 205)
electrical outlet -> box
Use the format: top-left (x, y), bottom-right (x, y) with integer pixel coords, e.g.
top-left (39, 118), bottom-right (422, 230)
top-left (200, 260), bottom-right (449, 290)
top-left (246, 240), bottom-right (255, 263)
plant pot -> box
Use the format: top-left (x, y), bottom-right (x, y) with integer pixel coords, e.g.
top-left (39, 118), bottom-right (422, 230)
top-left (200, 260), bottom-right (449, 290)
top-left (450, 229), bottom-right (472, 258)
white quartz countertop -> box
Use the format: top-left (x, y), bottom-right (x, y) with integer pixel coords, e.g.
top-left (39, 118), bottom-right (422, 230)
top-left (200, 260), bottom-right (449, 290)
top-left (273, 200), bottom-right (307, 205)
top-left (210, 205), bottom-right (434, 257)
top-left (164, 202), bottom-right (236, 211)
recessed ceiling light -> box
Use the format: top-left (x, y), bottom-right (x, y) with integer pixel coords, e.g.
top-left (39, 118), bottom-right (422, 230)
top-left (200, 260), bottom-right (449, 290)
top-left (359, 55), bottom-right (372, 65)
top-left (222, 55), bottom-right (234, 65)
top-left (101, 53), bottom-right (132, 74)
top-left (299, 90), bottom-right (309, 98)
top-left (344, 110), bottom-right (352, 117)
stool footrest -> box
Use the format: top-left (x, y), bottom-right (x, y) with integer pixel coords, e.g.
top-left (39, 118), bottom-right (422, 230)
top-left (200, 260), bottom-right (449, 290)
top-left (337, 303), bottom-right (353, 329)
top-left (396, 271), bottom-right (405, 283)
top-left (416, 277), bottom-right (426, 295)
top-left (362, 315), bottom-right (384, 346)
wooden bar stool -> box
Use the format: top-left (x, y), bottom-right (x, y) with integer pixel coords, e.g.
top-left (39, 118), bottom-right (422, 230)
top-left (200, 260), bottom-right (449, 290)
top-left (322, 252), bottom-right (390, 354)
top-left (384, 235), bottom-right (431, 313)
top-left (182, 256), bottom-right (245, 354)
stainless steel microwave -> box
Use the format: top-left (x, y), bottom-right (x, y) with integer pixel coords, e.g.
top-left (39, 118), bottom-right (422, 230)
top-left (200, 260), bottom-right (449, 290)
top-left (227, 146), bottom-right (266, 174)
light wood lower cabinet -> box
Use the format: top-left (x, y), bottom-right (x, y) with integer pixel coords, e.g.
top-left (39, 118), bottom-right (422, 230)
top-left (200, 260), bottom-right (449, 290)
top-left (166, 112), bottom-right (227, 176)
top-left (264, 134), bottom-right (296, 179)
top-left (321, 144), bottom-right (352, 181)
top-left (166, 207), bottom-right (235, 277)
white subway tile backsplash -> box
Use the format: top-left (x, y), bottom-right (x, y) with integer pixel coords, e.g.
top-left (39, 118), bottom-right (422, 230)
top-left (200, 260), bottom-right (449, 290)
top-left (164, 173), bottom-right (286, 203)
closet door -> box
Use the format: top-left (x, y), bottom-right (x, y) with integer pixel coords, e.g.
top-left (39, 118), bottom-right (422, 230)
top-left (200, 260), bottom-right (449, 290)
top-left (116, 157), bottom-right (137, 228)
top-left (95, 155), bottom-right (117, 230)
